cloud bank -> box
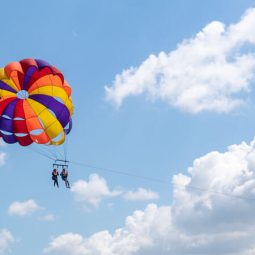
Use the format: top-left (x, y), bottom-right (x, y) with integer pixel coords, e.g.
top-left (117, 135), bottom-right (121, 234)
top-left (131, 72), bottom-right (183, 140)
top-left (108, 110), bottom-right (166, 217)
top-left (105, 8), bottom-right (255, 113)
top-left (45, 138), bottom-right (255, 255)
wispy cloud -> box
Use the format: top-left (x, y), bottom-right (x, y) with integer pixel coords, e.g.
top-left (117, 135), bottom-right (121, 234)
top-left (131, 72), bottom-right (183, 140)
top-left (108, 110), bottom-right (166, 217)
top-left (124, 188), bottom-right (159, 201)
top-left (8, 199), bottom-right (40, 217)
top-left (38, 213), bottom-right (55, 222)
top-left (8, 199), bottom-right (55, 222)
top-left (0, 138), bottom-right (6, 147)
top-left (0, 229), bottom-right (14, 254)
top-left (0, 152), bottom-right (6, 167)
top-left (105, 8), bottom-right (255, 114)
top-left (45, 137), bottom-right (255, 255)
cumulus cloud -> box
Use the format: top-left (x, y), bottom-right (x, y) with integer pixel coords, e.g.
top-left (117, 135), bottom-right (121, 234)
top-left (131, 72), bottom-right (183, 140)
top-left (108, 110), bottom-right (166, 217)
top-left (124, 188), bottom-right (159, 201)
top-left (45, 138), bottom-right (255, 255)
top-left (8, 199), bottom-right (40, 217)
top-left (71, 174), bottom-right (122, 207)
top-left (44, 204), bottom-right (170, 255)
top-left (0, 229), bottom-right (14, 254)
top-left (172, 143), bottom-right (254, 231)
top-left (105, 8), bottom-right (255, 113)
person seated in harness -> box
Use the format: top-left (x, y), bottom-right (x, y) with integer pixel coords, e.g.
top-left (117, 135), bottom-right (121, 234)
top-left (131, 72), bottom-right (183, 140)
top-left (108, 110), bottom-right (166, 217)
top-left (52, 168), bottom-right (59, 188)
top-left (60, 168), bottom-right (70, 188)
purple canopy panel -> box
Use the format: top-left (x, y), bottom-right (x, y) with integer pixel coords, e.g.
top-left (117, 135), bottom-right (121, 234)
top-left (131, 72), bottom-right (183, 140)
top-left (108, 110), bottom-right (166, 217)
top-left (29, 94), bottom-right (70, 127)
top-left (2, 99), bottom-right (19, 118)
top-left (2, 133), bottom-right (17, 144)
top-left (0, 81), bottom-right (17, 93)
top-left (0, 118), bottom-right (14, 133)
top-left (0, 99), bottom-right (19, 133)
top-left (35, 59), bottom-right (50, 70)
top-left (23, 66), bottom-right (37, 90)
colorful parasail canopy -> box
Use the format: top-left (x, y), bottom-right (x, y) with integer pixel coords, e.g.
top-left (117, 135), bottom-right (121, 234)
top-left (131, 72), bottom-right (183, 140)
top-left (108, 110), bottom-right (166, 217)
top-left (0, 58), bottom-right (73, 146)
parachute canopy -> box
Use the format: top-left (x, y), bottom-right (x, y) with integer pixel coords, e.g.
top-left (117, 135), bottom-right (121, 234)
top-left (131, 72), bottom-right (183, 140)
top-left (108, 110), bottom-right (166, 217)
top-left (0, 58), bottom-right (73, 146)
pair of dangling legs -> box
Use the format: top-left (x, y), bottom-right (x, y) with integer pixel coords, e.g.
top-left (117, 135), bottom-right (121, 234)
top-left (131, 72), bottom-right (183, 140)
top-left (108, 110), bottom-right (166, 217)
top-left (63, 179), bottom-right (70, 188)
top-left (53, 179), bottom-right (59, 188)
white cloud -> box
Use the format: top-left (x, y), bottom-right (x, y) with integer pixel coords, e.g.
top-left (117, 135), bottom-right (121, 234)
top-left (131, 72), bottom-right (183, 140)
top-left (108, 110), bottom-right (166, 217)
top-left (0, 140), bottom-right (7, 168)
top-left (105, 8), bottom-right (255, 113)
top-left (8, 199), bottom-right (54, 222)
top-left (0, 152), bottom-right (6, 167)
top-left (0, 138), bottom-right (6, 147)
top-left (45, 138), bottom-right (255, 255)
top-left (0, 229), bottom-right (14, 254)
top-left (39, 213), bottom-right (55, 222)
top-left (8, 199), bottom-right (40, 217)
top-left (44, 204), bottom-right (170, 255)
top-left (71, 174), bottom-right (122, 207)
top-left (124, 188), bottom-right (159, 201)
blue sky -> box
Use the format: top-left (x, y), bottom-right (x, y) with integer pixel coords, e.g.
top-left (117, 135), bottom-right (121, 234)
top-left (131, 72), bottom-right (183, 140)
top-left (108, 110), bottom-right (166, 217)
top-left (1, 1), bottom-right (255, 254)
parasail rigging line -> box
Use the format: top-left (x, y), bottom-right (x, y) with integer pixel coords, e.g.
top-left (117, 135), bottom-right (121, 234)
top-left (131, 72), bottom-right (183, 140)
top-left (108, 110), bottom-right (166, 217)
top-left (70, 160), bottom-right (177, 184)
top-left (26, 146), bottom-right (56, 161)
top-left (69, 161), bottom-right (255, 202)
